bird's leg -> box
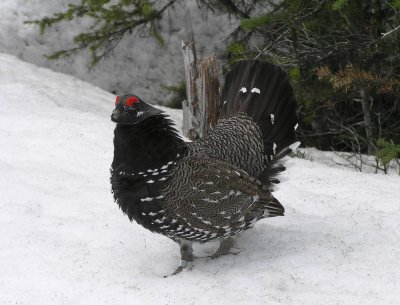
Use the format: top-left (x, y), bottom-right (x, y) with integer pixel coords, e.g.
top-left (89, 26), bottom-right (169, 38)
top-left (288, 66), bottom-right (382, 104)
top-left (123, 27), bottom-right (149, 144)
top-left (170, 240), bottom-right (193, 276)
top-left (211, 237), bottom-right (241, 259)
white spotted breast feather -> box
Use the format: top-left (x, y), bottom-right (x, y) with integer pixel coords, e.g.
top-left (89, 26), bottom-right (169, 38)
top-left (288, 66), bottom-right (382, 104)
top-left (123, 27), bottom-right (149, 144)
top-left (111, 155), bottom-right (181, 234)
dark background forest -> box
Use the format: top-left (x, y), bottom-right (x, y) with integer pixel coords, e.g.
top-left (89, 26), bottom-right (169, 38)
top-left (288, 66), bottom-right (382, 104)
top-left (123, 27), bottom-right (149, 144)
top-left (30, 0), bottom-right (400, 169)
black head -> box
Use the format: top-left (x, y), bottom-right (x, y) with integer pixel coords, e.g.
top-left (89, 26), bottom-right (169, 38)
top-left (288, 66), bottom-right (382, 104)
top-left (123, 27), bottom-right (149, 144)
top-left (111, 94), bottom-right (163, 125)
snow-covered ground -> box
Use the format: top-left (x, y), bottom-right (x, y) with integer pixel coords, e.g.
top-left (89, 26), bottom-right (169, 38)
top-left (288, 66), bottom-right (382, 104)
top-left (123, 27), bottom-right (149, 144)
top-left (299, 147), bottom-right (400, 175)
top-left (1, 53), bottom-right (399, 305)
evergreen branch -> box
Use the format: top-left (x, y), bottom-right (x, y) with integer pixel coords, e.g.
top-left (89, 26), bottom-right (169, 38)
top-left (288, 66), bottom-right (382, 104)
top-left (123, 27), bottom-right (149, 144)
top-left (27, 0), bottom-right (178, 64)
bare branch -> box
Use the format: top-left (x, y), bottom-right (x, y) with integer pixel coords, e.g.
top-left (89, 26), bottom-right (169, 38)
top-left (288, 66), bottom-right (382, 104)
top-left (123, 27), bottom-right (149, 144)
top-left (381, 24), bottom-right (400, 39)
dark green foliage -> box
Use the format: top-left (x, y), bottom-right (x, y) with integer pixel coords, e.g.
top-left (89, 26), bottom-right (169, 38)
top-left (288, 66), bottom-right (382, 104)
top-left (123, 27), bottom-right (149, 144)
top-left (375, 139), bottom-right (400, 166)
top-left (289, 67), bottom-right (301, 83)
top-left (331, 0), bottom-right (348, 11)
top-left (226, 41), bottom-right (249, 65)
top-left (26, 0), bottom-right (176, 64)
top-left (162, 81), bottom-right (186, 109)
top-left (240, 15), bottom-right (271, 31)
top-left (393, 0), bottom-right (400, 9)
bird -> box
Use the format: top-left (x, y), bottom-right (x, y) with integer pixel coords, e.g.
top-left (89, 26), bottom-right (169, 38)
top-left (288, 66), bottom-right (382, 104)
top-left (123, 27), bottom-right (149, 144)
top-left (110, 60), bottom-right (299, 275)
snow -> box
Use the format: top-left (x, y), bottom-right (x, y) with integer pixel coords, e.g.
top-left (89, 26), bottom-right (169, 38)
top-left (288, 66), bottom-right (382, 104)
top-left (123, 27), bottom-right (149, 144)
top-left (299, 147), bottom-right (400, 175)
top-left (1, 53), bottom-right (400, 305)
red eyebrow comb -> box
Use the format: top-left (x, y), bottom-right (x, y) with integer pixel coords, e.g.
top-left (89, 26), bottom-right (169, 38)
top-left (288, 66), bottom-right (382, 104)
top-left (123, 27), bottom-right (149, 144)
top-left (126, 96), bottom-right (139, 107)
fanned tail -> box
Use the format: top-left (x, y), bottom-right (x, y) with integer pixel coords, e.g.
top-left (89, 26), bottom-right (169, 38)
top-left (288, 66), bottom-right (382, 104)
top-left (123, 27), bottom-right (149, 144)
top-left (220, 60), bottom-right (299, 185)
top-left (220, 60), bottom-right (298, 158)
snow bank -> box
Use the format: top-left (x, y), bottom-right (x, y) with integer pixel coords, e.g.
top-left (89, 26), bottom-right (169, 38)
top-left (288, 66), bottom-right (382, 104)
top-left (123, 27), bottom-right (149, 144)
top-left (1, 53), bottom-right (399, 305)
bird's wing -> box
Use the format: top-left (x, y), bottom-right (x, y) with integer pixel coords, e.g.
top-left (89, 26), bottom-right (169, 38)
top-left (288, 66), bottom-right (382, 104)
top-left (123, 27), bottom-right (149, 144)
top-left (161, 155), bottom-right (284, 236)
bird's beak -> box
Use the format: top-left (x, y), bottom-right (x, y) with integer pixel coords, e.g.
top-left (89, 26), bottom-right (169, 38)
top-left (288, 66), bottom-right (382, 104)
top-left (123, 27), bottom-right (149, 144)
top-left (111, 108), bottom-right (121, 122)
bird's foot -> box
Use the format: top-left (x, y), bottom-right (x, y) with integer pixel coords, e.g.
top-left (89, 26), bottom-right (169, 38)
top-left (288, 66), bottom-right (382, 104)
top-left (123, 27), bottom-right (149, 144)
top-left (164, 241), bottom-right (194, 277)
top-left (170, 266), bottom-right (184, 276)
top-left (164, 259), bottom-right (192, 277)
top-left (211, 237), bottom-right (242, 259)
top-left (211, 248), bottom-right (242, 259)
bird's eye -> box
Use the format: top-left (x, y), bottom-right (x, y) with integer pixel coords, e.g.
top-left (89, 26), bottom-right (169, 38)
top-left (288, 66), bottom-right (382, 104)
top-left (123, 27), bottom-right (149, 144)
top-left (126, 96), bottom-right (139, 107)
top-left (115, 96), bottom-right (120, 105)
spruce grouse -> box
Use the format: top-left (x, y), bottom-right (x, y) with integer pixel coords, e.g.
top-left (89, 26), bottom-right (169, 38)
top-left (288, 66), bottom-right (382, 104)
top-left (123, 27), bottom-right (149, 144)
top-left (110, 60), bottom-right (299, 275)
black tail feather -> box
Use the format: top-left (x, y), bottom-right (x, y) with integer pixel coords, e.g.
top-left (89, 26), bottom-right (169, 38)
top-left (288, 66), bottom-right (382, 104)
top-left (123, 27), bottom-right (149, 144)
top-left (257, 141), bottom-right (300, 188)
top-left (220, 60), bottom-right (298, 158)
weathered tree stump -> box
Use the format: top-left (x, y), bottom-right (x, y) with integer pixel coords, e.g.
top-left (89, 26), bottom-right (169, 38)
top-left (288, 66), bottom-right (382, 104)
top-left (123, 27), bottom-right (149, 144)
top-left (181, 40), bottom-right (220, 140)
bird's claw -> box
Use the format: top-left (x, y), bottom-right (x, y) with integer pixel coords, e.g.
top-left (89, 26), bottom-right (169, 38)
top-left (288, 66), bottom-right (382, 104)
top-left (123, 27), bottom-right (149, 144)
top-left (210, 237), bottom-right (241, 259)
top-left (164, 259), bottom-right (192, 277)
top-left (211, 247), bottom-right (242, 259)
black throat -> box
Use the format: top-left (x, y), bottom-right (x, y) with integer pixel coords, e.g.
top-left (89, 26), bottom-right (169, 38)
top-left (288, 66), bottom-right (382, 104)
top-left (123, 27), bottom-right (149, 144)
top-left (110, 114), bottom-right (186, 230)
top-left (111, 114), bottom-right (186, 173)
